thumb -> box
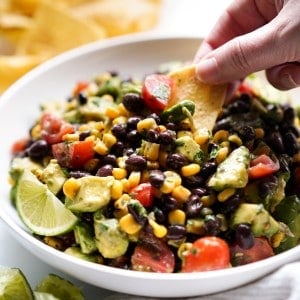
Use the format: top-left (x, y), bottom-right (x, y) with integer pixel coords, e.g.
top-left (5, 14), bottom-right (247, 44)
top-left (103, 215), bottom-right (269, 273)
top-left (195, 22), bottom-right (287, 84)
top-left (266, 62), bottom-right (300, 90)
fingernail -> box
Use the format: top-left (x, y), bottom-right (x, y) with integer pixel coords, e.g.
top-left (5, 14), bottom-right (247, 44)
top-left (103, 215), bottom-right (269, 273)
top-left (196, 57), bottom-right (218, 83)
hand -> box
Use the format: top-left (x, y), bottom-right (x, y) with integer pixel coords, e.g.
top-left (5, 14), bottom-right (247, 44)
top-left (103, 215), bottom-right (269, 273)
top-left (194, 0), bottom-right (300, 90)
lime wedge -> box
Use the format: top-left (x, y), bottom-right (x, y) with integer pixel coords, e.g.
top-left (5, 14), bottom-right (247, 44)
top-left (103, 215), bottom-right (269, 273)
top-left (16, 169), bottom-right (78, 236)
top-left (0, 266), bottom-right (34, 300)
top-left (35, 274), bottom-right (84, 300)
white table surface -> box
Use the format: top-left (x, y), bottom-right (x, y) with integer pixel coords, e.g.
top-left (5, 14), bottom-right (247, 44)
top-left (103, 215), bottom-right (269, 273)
top-left (0, 1), bottom-right (232, 299)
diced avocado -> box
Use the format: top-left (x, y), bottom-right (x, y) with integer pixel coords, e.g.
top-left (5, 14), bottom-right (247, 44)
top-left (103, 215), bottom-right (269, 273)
top-left (41, 159), bottom-right (67, 195)
top-left (94, 218), bottom-right (129, 259)
top-left (161, 100), bottom-right (195, 123)
top-left (80, 96), bottom-right (116, 121)
top-left (175, 135), bottom-right (203, 163)
top-left (273, 195), bottom-right (300, 253)
top-left (96, 76), bottom-right (122, 100)
top-left (74, 222), bottom-right (97, 254)
top-left (66, 176), bottom-right (114, 212)
top-left (64, 247), bottom-right (98, 263)
top-left (208, 146), bottom-right (250, 191)
top-left (231, 203), bottom-right (279, 238)
top-left (9, 157), bottom-right (41, 181)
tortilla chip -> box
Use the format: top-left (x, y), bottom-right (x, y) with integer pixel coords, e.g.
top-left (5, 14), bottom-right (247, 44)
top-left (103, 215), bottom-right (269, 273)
top-left (0, 54), bottom-right (43, 92)
top-left (168, 65), bottom-right (227, 131)
top-left (71, 0), bottom-right (161, 36)
top-left (8, 0), bottom-right (38, 16)
top-left (16, 0), bottom-right (106, 57)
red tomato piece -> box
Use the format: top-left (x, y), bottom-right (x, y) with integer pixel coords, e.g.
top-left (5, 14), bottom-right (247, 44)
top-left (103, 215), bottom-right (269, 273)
top-left (182, 237), bottom-right (230, 272)
top-left (73, 81), bottom-right (89, 96)
top-left (237, 80), bottom-right (254, 96)
top-left (230, 237), bottom-right (274, 266)
top-left (130, 183), bottom-right (155, 208)
top-left (248, 154), bottom-right (280, 179)
top-left (142, 74), bottom-right (173, 112)
top-left (52, 140), bottom-right (94, 169)
top-left (40, 113), bottom-right (74, 145)
top-left (131, 236), bottom-right (175, 273)
top-left (11, 137), bottom-right (29, 155)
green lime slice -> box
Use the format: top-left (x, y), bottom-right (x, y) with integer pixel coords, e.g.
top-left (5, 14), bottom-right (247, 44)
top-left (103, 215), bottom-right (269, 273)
top-left (35, 274), bottom-right (84, 300)
top-left (0, 266), bottom-right (34, 300)
top-left (34, 292), bottom-right (60, 300)
top-left (16, 170), bottom-right (78, 236)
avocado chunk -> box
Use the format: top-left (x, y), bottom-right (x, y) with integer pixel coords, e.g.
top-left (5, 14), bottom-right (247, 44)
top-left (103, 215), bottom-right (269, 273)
top-left (9, 157), bottom-right (41, 181)
top-left (161, 100), bottom-right (195, 123)
top-left (66, 176), bottom-right (114, 212)
top-left (273, 195), bottom-right (300, 253)
top-left (64, 247), bottom-right (98, 263)
top-left (231, 203), bottom-right (280, 238)
top-left (94, 218), bottom-right (129, 259)
top-left (175, 135), bottom-right (203, 164)
top-left (208, 145), bottom-right (250, 191)
top-left (74, 222), bottom-right (97, 254)
top-left (42, 159), bottom-right (67, 195)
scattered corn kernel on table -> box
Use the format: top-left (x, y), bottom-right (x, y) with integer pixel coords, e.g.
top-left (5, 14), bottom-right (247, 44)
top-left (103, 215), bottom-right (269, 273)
top-left (1, 1), bottom-right (300, 299)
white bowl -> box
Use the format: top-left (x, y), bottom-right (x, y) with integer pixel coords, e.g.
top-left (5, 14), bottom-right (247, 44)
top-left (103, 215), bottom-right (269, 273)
top-left (1, 34), bottom-right (300, 298)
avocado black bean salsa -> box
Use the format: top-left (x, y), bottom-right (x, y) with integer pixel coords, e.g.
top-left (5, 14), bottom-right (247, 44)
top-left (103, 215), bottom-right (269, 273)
top-left (9, 63), bottom-right (300, 273)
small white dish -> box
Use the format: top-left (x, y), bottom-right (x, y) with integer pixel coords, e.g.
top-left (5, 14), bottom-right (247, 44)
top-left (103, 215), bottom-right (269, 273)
top-left (0, 34), bottom-right (300, 298)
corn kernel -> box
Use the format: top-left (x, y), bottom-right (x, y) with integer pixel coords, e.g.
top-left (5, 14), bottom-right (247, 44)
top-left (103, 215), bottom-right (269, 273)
top-left (160, 179), bottom-right (175, 194)
top-left (30, 124), bottom-right (41, 140)
top-left (43, 236), bottom-right (64, 250)
top-left (168, 209), bottom-right (186, 225)
top-left (228, 134), bottom-right (242, 146)
top-left (114, 194), bottom-right (130, 211)
top-left (177, 242), bottom-right (193, 260)
top-left (177, 130), bottom-right (193, 138)
top-left (111, 180), bottom-right (123, 200)
top-left (181, 163), bottom-right (201, 177)
top-left (172, 185), bottom-right (191, 203)
top-left (137, 118), bottom-right (157, 133)
top-left (148, 219), bottom-right (167, 238)
top-left (94, 140), bottom-right (108, 155)
top-left (255, 128), bottom-right (265, 139)
top-left (186, 219), bottom-right (205, 235)
top-left (142, 141), bottom-right (160, 161)
top-left (128, 171), bottom-right (141, 189)
top-left (63, 178), bottom-right (81, 199)
top-left (121, 178), bottom-right (130, 193)
top-left (213, 130), bottom-right (229, 143)
top-left (112, 116), bottom-right (127, 125)
top-left (216, 147), bottom-right (229, 164)
top-left (112, 167), bottom-right (127, 180)
top-left (217, 188), bottom-right (236, 202)
top-left (201, 194), bottom-right (216, 207)
top-left (271, 231), bottom-right (285, 248)
top-left (117, 103), bottom-right (130, 117)
top-left (105, 106), bottom-right (120, 119)
top-left (158, 150), bottom-right (168, 168)
top-left (119, 213), bottom-right (142, 235)
top-left (62, 133), bottom-right (79, 142)
top-left (102, 133), bottom-right (117, 148)
top-left (164, 171), bottom-right (182, 186)
top-left (193, 128), bottom-right (210, 145)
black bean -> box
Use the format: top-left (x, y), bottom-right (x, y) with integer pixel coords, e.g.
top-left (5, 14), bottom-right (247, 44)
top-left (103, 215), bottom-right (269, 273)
top-left (96, 164), bottom-right (113, 177)
top-left (127, 116), bottom-right (142, 130)
top-left (284, 131), bottom-right (299, 156)
top-left (166, 153), bottom-right (188, 170)
top-left (153, 207), bottom-right (166, 223)
top-left (124, 148), bottom-right (135, 156)
top-left (228, 96), bottom-right (251, 114)
top-left (167, 225), bottom-right (186, 240)
top-left (165, 122), bottom-right (177, 131)
top-left (146, 129), bottom-right (159, 143)
top-left (218, 194), bottom-right (241, 214)
top-left (158, 130), bottom-right (176, 146)
top-left (258, 175), bottom-right (278, 199)
top-left (191, 187), bottom-right (207, 197)
top-left (282, 104), bottom-right (295, 126)
top-left (79, 130), bottom-right (91, 141)
top-left (77, 92), bottom-right (87, 105)
top-left (185, 194), bottom-right (203, 217)
top-left (127, 204), bottom-right (147, 226)
top-left (110, 141), bottom-right (125, 156)
top-left (235, 223), bottom-right (254, 249)
top-left (125, 155), bottom-right (147, 172)
top-left (161, 194), bottom-right (178, 211)
top-left (238, 125), bottom-right (256, 142)
top-left (27, 139), bottom-right (49, 159)
top-left (69, 170), bottom-right (90, 178)
top-left (122, 93), bottom-right (145, 113)
top-left (200, 161), bottom-right (217, 180)
top-left (183, 175), bottom-right (203, 189)
top-left (265, 131), bottom-right (285, 153)
top-left (204, 215), bottom-right (221, 236)
top-left (100, 154), bottom-right (117, 166)
top-left (127, 130), bottom-right (142, 146)
top-left (149, 170), bottom-right (165, 188)
top-left (111, 123), bottom-right (127, 140)
top-left (147, 113), bottom-right (160, 125)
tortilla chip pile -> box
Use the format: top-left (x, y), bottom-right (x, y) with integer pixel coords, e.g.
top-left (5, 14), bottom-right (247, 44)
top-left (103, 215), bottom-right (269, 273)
top-left (0, 0), bottom-right (162, 93)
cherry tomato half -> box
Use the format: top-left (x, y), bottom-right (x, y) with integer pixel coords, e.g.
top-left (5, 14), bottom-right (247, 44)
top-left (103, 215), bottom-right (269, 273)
top-left (182, 236), bottom-right (230, 272)
top-left (40, 113), bottom-right (74, 145)
top-left (130, 183), bottom-right (155, 208)
top-left (142, 74), bottom-right (173, 112)
top-left (248, 154), bottom-right (280, 179)
top-left (11, 137), bottom-right (29, 155)
top-left (52, 140), bottom-right (94, 169)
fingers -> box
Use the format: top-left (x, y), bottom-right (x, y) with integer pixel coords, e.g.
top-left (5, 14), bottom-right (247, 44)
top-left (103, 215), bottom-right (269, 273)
top-left (266, 62), bottom-right (300, 90)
